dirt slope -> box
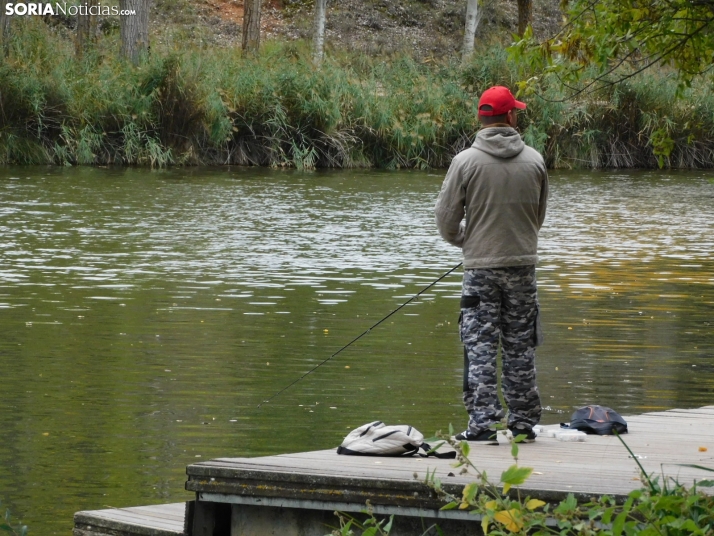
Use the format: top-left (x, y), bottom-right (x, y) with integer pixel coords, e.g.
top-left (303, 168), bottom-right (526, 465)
top-left (156, 0), bottom-right (562, 57)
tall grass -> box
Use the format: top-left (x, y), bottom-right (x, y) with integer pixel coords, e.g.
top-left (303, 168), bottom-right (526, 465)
top-left (1, 18), bottom-right (714, 168)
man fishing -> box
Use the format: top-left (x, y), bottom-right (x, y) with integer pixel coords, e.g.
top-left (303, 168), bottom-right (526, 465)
top-left (434, 86), bottom-right (548, 442)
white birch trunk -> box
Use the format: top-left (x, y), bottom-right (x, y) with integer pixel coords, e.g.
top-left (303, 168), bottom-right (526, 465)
top-left (312, 0), bottom-right (327, 65)
top-left (461, 0), bottom-right (480, 62)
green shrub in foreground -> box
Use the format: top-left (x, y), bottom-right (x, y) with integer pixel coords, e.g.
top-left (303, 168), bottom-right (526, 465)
top-left (327, 429), bottom-right (714, 536)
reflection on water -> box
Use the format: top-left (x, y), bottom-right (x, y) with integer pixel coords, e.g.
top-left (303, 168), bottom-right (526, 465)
top-left (0, 166), bottom-right (712, 534)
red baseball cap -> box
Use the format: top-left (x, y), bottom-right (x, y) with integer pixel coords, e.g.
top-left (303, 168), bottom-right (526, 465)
top-left (477, 86), bottom-right (527, 116)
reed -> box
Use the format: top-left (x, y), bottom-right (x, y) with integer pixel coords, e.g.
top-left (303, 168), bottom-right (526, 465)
top-left (1, 19), bottom-right (713, 168)
top-left (0, 500), bottom-right (27, 536)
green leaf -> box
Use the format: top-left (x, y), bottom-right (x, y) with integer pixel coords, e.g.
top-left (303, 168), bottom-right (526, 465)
top-left (624, 520), bottom-right (639, 536)
top-left (557, 518), bottom-right (573, 530)
top-left (441, 502), bottom-right (458, 511)
top-left (383, 515), bottom-right (394, 534)
top-left (622, 495), bottom-right (635, 514)
top-left (675, 463), bottom-right (714, 473)
top-left (637, 527), bottom-right (661, 536)
top-left (424, 441), bottom-right (445, 455)
top-left (554, 493), bottom-right (577, 515)
top-left (461, 441), bottom-right (470, 458)
top-left (654, 495), bottom-right (683, 512)
top-left (696, 479), bottom-right (714, 487)
top-left (612, 511), bottom-right (627, 536)
top-left (362, 527), bottom-right (378, 536)
top-left (680, 519), bottom-right (701, 532)
top-left (500, 465), bottom-right (533, 486)
top-left (601, 506), bottom-right (615, 525)
top-left (511, 440), bottom-right (519, 459)
top-left (461, 483), bottom-right (479, 504)
top-left (512, 433), bottom-right (529, 443)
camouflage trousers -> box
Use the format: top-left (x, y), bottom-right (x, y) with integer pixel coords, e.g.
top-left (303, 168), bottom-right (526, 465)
top-left (460, 265), bottom-right (543, 434)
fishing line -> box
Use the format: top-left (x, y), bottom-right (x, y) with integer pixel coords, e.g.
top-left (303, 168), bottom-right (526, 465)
top-left (258, 261), bottom-right (463, 408)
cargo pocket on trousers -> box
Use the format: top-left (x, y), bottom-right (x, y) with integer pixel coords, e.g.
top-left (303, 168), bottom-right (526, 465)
top-left (459, 295), bottom-right (480, 343)
top-left (533, 302), bottom-right (544, 347)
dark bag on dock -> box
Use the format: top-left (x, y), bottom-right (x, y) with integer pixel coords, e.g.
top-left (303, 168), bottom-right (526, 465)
top-left (337, 421), bottom-right (455, 458)
top-left (561, 405), bottom-right (628, 435)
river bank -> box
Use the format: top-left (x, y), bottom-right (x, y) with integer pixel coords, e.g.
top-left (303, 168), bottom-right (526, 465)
top-left (2, 18), bottom-right (714, 169)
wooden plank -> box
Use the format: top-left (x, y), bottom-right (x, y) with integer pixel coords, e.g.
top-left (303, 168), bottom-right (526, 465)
top-left (73, 503), bottom-right (186, 536)
top-left (645, 406), bottom-right (714, 415)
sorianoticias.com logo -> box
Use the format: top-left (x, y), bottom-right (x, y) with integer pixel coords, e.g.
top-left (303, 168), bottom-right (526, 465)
top-left (4, 3), bottom-right (136, 16)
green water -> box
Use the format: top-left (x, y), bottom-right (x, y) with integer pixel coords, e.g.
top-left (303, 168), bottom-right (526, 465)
top-left (0, 166), bottom-right (712, 534)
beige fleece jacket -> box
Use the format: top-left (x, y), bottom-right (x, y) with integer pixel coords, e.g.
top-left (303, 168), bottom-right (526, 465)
top-left (434, 126), bottom-right (548, 269)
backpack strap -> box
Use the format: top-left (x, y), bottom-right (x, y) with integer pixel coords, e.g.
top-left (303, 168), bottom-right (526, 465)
top-left (419, 442), bottom-right (457, 459)
top-left (336, 444), bottom-right (421, 457)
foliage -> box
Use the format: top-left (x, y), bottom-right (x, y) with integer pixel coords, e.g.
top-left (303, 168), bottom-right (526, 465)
top-left (509, 0), bottom-right (714, 167)
top-left (327, 501), bottom-right (397, 536)
top-left (513, 0), bottom-right (714, 94)
top-left (436, 428), bottom-right (714, 535)
top-left (1, 18), bottom-right (714, 168)
top-left (0, 502), bottom-right (27, 536)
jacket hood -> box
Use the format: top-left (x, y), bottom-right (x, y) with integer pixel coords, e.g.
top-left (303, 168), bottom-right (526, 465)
top-left (472, 127), bottom-right (525, 158)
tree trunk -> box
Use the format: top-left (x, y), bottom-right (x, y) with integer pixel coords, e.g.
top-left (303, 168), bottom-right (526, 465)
top-left (242, 0), bottom-right (262, 56)
top-left (517, 0), bottom-right (532, 37)
top-left (0, 0), bottom-right (12, 57)
top-left (76, 0), bottom-right (99, 59)
top-left (461, 0), bottom-right (479, 62)
top-left (312, 0), bottom-right (327, 65)
top-left (120, 0), bottom-right (151, 64)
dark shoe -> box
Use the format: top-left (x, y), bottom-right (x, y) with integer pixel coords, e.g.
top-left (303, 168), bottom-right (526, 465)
top-left (508, 427), bottom-right (536, 443)
top-left (455, 429), bottom-right (498, 442)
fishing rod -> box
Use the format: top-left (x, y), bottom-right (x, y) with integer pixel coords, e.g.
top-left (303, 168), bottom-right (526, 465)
top-left (257, 261), bottom-right (464, 408)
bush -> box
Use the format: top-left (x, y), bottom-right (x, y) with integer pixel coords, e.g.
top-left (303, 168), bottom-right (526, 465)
top-left (1, 19), bottom-right (714, 168)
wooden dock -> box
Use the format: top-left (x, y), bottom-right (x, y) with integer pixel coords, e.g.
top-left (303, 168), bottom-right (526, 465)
top-left (73, 502), bottom-right (187, 536)
top-left (75, 406), bottom-right (714, 535)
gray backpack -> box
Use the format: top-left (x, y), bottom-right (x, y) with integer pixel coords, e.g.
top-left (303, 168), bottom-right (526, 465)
top-left (336, 421), bottom-right (455, 458)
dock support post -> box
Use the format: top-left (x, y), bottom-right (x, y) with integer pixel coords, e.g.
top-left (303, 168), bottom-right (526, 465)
top-left (190, 499), bottom-right (230, 536)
